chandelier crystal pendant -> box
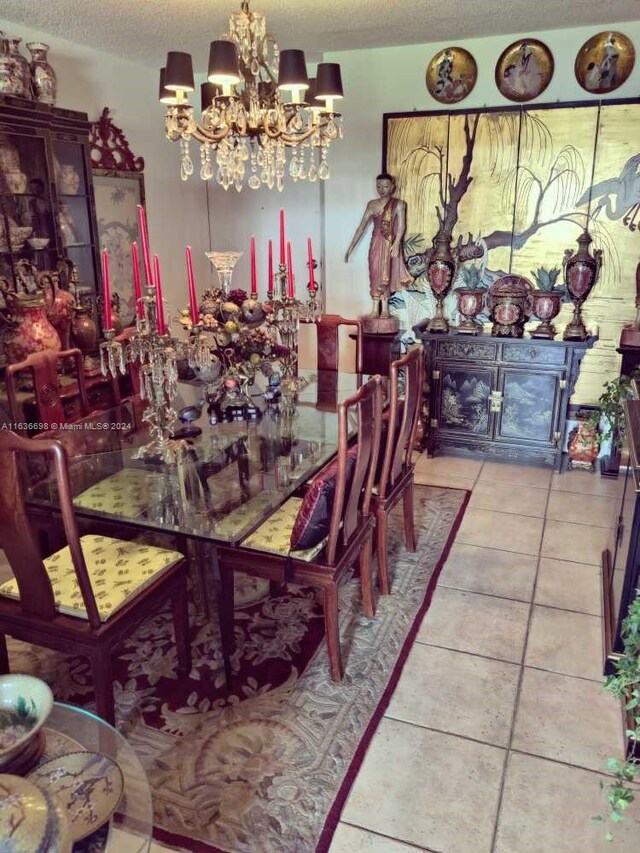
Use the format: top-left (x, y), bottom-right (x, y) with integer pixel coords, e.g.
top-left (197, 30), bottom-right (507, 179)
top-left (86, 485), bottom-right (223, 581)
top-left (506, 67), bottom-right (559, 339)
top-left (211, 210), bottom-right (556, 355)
top-left (161, 0), bottom-right (344, 192)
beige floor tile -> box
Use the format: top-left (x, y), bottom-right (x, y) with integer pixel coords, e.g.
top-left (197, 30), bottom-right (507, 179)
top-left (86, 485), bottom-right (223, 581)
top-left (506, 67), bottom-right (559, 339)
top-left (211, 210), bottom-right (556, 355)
top-left (418, 587), bottom-right (530, 663)
top-left (414, 454), bottom-right (484, 479)
top-left (541, 520), bottom-right (610, 564)
top-left (512, 668), bottom-right (624, 773)
top-left (469, 482), bottom-right (548, 517)
top-left (525, 605), bottom-right (603, 681)
top-left (478, 461), bottom-right (552, 488)
top-left (547, 490), bottom-right (617, 528)
top-left (386, 644), bottom-right (519, 747)
top-left (456, 508), bottom-right (544, 555)
top-left (439, 543), bottom-right (537, 601)
top-left (329, 824), bottom-right (427, 852)
top-left (414, 471), bottom-right (475, 490)
top-left (342, 718), bottom-right (504, 852)
top-left (551, 469), bottom-right (621, 497)
top-left (495, 752), bottom-right (640, 852)
top-left (535, 557), bottom-right (601, 615)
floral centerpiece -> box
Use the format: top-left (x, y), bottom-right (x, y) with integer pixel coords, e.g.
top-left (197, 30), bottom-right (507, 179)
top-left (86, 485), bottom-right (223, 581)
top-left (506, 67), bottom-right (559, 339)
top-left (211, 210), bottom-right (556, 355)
top-left (179, 285), bottom-right (289, 416)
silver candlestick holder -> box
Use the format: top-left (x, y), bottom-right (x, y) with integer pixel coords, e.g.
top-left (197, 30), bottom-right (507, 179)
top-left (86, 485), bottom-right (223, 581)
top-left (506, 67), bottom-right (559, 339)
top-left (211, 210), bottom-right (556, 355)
top-left (100, 284), bottom-right (212, 463)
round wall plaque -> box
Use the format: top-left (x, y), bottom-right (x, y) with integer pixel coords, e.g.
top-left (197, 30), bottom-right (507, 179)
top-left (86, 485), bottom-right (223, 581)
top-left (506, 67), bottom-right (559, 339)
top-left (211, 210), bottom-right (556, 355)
top-left (426, 47), bottom-right (477, 104)
top-left (495, 38), bottom-right (554, 102)
top-left (574, 31), bottom-right (635, 94)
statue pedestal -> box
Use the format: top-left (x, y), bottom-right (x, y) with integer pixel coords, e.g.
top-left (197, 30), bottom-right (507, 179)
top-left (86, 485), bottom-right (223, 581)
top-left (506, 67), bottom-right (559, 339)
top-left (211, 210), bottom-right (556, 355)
top-left (360, 314), bottom-right (399, 334)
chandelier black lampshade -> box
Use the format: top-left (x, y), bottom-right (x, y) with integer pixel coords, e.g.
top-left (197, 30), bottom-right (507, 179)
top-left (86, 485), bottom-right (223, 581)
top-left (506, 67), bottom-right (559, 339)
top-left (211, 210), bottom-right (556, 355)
top-left (305, 78), bottom-right (323, 108)
top-left (315, 63), bottom-right (343, 100)
top-left (164, 51), bottom-right (195, 92)
top-left (277, 49), bottom-right (309, 91)
top-left (201, 81), bottom-right (222, 111)
top-left (208, 40), bottom-right (240, 85)
top-left (158, 68), bottom-right (177, 104)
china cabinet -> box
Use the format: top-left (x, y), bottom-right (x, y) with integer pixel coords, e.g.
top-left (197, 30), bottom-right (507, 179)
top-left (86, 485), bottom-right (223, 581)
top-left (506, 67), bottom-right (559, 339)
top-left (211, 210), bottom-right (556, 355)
top-left (0, 94), bottom-right (101, 364)
top-left (413, 323), bottom-right (597, 469)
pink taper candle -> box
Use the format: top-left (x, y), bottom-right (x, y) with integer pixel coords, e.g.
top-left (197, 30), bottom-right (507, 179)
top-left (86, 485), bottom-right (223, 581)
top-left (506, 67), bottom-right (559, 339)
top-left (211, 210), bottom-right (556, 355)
top-left (267, 240), bottom-right (274, 295)
top-left (307, 237), bottom-right (316, 291)
top-left (137, 204), bottom-right (153, 287)
top-left (185, 246), bottom-right (199, 325)
top-left (131, 242), bottom-right (143, 319)
top-left (279, 208), bottom-right (286, 265)
top-left (286, 241), bottom-right (294, 298)
top-left (101, 249), bottom-right (112, 330)
top-left (250, 236), bottom-right (257, 297)
top-left (152, 254), bottom-right (166, 334)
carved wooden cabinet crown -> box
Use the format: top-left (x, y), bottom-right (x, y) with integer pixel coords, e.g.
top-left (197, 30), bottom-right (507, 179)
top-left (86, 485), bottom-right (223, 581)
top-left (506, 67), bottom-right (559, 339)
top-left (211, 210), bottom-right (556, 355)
top-left (413, 323), bottom-right (597, 470)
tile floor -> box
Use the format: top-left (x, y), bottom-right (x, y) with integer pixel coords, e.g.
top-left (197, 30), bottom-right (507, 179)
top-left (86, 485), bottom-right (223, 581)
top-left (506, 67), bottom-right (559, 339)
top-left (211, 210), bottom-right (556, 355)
top-left (330, 453), bottom-right (640, 853)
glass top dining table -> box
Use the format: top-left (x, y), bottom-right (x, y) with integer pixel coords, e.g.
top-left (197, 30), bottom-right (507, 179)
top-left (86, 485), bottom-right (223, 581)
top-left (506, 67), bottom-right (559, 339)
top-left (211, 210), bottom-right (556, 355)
top-left (25, 369), bottom-right (366, 547)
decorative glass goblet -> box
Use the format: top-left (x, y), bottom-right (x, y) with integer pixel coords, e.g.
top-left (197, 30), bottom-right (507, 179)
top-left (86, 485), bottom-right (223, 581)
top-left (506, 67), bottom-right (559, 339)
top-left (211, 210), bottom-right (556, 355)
top-left (206, 250), bottom-right (243, 295)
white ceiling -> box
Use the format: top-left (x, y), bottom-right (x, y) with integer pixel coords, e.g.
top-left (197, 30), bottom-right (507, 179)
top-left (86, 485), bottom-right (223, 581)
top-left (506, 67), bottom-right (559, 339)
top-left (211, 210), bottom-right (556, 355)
top-left (0, 0), bottom-right (637, 69)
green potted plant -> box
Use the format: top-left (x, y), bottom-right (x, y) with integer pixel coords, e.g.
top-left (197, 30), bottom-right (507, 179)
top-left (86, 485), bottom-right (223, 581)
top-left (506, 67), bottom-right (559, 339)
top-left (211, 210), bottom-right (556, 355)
top-left (530, 266), bottom-right (563, 339)
top-left (589, 375), bottom-right (634, 477)
top-left (596, 588), bottom-right (640, 839)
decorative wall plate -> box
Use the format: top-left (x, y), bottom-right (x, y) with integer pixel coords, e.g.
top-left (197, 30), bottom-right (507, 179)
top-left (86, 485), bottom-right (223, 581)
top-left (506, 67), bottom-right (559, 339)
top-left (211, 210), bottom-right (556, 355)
top-left (426, 47), bottom-right (477, 104)
top-left (575, 31), bottom-right (635, 94)
top-left (495, 38), bottom-right (554, 102)
top-left (29, 751), bottom-right (124, 842)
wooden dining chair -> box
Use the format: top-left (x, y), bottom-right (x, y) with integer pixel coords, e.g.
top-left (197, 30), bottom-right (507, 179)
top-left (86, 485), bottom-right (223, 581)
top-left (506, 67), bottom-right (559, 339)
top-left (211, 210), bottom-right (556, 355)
top-left (5, 348), bottom-right (92, 433)
top-left (301, 314), bottom-right (364, 372)
top-left (373, 347), bottom-right (424, 595)
top-left (0, 430), bottom-right (192, 725)
top-left (216, 375), bottom-right (383, 682)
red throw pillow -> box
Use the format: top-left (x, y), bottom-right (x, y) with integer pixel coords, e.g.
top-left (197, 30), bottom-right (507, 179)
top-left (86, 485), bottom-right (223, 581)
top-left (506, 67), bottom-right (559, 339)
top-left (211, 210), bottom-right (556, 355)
top-left (290, 447), bottom-right (357, 550)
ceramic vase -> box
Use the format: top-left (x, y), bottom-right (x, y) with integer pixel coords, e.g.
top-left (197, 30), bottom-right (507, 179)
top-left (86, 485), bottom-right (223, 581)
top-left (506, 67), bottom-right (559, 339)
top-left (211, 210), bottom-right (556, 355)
top-left (562, 231), bottom-right (602, 341)
top-left (426, 235), bottom-right (457, 333)
top-left (58, 164), bottom-right (80, 195)
top-left (71, 305), bottom-right (98, 361)
top-left (39, 270), bottom-right (76, 350)
top-left (8, 38), bottom-right (31, 98)
top-left (487, 275), bottom-right (533, 337)
top-left (455, 288), bottom-right (485, 335)
top-left (568, 415), bottom-right (600, 471)
top-left (1, 291), bottom-right (61, 363)
top-left (530, 290), bottom-right (562, 339)
top-left (27, 42), bottom-right (56, 105)
top-left (0, 34), bottom-right (23, 97)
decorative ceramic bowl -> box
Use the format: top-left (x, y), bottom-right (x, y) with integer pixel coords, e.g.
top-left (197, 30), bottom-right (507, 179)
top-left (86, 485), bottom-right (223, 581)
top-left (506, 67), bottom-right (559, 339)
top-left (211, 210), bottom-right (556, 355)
top-left (0, 223), bottom-right (32, 253)
top-left (0, 674), bottom-right (53, 763)
top-left (27, 236), bottom-right (51, 250)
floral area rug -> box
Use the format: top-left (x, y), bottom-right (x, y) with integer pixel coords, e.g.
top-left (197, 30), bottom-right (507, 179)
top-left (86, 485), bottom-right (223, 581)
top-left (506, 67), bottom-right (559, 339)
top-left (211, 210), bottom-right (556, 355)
top-left (7, 485), bottom-right (468, 852)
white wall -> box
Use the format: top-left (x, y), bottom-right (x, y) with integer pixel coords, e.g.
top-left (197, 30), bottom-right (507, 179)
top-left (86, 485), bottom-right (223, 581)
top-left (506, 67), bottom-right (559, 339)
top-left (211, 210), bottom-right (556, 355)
top-left (0, 17), bottom-right (210, 324)
top-left (323, 21), bottom-right (640, 322)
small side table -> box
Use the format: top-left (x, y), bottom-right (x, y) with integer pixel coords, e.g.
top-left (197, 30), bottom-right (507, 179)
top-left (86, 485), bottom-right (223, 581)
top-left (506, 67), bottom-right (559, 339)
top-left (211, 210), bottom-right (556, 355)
top-left (356, 331), bottom-right (403, 376)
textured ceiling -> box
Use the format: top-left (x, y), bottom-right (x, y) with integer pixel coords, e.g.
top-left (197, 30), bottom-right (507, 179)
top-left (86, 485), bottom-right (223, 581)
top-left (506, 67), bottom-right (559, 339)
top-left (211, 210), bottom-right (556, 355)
top-left (0, 0), bottom-right (637, 69)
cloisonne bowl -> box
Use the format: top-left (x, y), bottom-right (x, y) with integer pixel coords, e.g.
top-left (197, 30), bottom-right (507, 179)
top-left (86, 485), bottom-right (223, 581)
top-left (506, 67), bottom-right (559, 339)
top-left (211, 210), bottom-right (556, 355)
top-left (0, 674), bottom-right (53, 763)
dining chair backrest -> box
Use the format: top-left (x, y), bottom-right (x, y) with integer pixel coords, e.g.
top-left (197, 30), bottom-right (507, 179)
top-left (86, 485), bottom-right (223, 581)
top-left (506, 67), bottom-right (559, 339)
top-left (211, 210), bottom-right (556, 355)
top-left (301, 314), bottom-right (364, 373)
top-left (377, 347), bottom-right (423, 500)
top-left (0, 430), bottom-right (101, 628)
top-left (326, 374), bottom-right (382, 564)
top-left (5, 348), bottom-right (90, 433)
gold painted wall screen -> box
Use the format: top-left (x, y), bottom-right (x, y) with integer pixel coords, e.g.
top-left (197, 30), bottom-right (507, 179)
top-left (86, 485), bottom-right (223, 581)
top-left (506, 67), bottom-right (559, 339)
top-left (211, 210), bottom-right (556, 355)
top-left (384, 99), bottom-right (640, 403)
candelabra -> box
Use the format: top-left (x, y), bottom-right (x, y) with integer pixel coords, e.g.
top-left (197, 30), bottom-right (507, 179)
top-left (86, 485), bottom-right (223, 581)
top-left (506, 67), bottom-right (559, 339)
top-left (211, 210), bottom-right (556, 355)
top-left (100, 284), bottom-right (212, 463)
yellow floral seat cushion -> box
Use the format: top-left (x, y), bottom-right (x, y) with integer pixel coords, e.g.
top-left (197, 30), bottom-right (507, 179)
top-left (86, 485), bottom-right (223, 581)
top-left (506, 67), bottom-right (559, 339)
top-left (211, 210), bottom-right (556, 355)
top-left (241, 498), bottom-right (326, 562)
top-left (0, 534), bottom-right (183, 622)
top-left (74, 469), bottom-right (165, 517)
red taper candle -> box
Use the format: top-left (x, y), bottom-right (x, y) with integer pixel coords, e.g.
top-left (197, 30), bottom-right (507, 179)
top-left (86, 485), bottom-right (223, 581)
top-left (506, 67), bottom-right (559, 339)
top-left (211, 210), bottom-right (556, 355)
top-left (267, 239), bottom-right (274, 295)
top-left (185, 246), bottom-right (199, 325)
top-left (286, 241), bottom-right (294, 298)
top-left (279, 208), bottom-right (286, 265)
top-left (131, 242), bottom-right (143, 319)
top-left (250, 235), bottom-right (257, 297)
top-left (307, 237), bottom-right (316, 292)
top-left (137, 204), bottom-right (153, 287)
top-left (101, 249), bottom-right (112, 331)
top-left (152, 254), bottom-right (166, 334)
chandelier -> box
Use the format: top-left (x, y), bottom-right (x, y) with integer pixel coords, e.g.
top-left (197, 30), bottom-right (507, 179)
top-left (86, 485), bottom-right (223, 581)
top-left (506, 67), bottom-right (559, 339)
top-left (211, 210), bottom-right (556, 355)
top-left (160, 0), bottom-right (344, 192)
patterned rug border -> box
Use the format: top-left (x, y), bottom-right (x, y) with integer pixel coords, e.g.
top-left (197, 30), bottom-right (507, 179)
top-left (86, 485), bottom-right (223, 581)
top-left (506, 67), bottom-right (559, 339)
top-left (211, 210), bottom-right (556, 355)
top-left (152, 486), bottom-right (471, 853)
